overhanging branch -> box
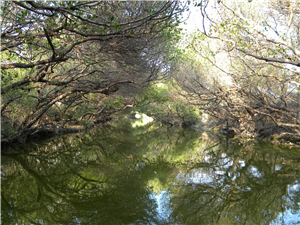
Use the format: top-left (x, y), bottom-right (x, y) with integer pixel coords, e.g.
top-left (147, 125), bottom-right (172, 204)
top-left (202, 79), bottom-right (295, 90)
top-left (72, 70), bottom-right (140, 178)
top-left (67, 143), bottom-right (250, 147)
top-left (237, 48), bottom-right (300, 67)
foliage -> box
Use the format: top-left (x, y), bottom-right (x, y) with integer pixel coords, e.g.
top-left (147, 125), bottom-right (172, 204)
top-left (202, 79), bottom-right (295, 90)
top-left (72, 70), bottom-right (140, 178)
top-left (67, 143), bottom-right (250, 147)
top-left (134, 82), bottom-right (200, 126)
top-left (174, 0), bottom-right (300, 142)
top-left (104, 96), bottom-right (124, 110)
top-left (137, 84), bottom-right (171, 104)
top-left (1, 1), bottom-right (187, 143)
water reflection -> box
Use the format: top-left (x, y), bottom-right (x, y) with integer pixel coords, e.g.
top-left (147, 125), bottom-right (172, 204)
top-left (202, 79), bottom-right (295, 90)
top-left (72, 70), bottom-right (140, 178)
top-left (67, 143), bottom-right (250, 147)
top-left (2, 120), bottom-right (300, 224)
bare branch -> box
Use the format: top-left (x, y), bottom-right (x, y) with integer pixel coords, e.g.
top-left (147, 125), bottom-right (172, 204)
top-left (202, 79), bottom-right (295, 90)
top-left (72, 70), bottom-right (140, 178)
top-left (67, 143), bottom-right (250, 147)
top-left (237, 48), bottom-right (300, 67)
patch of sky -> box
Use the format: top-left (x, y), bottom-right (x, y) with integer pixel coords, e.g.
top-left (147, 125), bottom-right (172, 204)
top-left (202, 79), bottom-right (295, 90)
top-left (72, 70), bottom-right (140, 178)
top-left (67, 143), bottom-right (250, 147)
top-left (248, 165), bottom-right (264, 178)
top-left (148, 190), bottom-right (175, 225)
top-left (176, 168), bottom-right (215, 185)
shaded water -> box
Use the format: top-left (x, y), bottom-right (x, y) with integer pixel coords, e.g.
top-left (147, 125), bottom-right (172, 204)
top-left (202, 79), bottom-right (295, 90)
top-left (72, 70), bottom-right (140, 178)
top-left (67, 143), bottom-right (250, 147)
top-left (2, 119), bottom-right (300, 224)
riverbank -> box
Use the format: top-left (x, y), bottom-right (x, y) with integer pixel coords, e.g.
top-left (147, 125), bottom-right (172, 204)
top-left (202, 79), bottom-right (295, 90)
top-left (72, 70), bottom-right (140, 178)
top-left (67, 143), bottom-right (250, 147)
top-left (2, 113), bottom-right (299, 149)
top-left (1, 118), bottom-right (111, 146)
top-left (206, 122), bottom-right (300, 149)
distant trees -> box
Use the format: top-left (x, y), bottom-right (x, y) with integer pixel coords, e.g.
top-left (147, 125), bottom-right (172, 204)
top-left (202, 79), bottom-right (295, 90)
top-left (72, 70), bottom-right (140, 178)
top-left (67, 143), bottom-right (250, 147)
top-left (175, 0), bottom-right (300, 143)
top-left (1, 1), bottom-right (185, 143)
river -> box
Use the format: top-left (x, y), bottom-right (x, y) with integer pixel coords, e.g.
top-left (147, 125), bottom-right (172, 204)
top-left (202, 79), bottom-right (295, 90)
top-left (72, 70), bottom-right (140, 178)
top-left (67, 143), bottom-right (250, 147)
top-left (2, 118), bottom-right (300, 224)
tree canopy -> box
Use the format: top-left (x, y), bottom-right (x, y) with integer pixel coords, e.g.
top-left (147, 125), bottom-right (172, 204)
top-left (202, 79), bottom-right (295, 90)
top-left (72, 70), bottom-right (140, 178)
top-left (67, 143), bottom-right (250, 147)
top-left (1, 0), bottom-right (299, 145)
top-left (1, 1), bottom-right (185, 143)
top-left (174, 0), bottom-right (300, 144)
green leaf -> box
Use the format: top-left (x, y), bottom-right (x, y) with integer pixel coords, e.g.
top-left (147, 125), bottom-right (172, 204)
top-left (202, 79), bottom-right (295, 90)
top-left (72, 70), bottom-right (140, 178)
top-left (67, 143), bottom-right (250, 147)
top-left (114, 24), bottom-right (120, 30)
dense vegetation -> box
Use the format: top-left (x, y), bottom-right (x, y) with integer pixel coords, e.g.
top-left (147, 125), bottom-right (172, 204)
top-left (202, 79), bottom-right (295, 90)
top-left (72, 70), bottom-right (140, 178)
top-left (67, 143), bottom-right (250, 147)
top-left (174, 0), bottom-right (300, 145)
top-left (1, 0), bottom-right (300, 146)
top-left (1, 1), bottom-right (185, 143)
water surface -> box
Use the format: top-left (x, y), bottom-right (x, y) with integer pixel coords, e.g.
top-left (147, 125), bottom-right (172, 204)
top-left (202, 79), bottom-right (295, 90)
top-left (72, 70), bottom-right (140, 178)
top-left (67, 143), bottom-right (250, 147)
top-left (2, 120), bottom-right (300, 224)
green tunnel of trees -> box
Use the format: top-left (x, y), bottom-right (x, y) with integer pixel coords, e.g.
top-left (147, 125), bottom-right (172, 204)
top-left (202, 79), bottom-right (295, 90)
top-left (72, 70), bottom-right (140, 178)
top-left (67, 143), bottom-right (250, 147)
top-left (1, 0), bottom-right (300, 145)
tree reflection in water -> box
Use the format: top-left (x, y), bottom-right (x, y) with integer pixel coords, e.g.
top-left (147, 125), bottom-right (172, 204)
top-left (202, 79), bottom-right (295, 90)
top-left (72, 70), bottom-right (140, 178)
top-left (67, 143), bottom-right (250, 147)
top-left (2, 120), bottom-right (300, 224)
top-left (170, 139), bottom-right (300, 224)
